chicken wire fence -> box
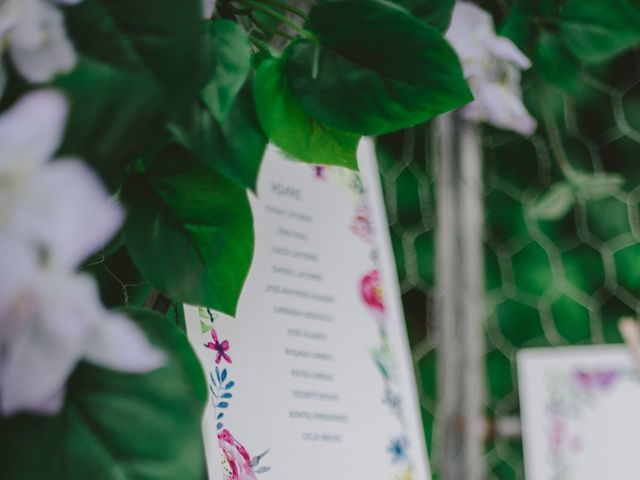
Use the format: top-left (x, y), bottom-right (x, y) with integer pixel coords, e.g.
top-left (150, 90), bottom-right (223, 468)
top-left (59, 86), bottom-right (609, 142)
top-left (376, 48), bottom-right (640, 480)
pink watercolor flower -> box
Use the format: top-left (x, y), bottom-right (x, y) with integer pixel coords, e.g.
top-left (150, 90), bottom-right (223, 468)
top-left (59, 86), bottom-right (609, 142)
top-left (361, 269), bottom-right (384, 316)
top-left (204, 328), bottom-right (232, 364)
top-left (218, 429), bottom-right (257, 480)
top-left (351, 205), bottom-right (372, 243)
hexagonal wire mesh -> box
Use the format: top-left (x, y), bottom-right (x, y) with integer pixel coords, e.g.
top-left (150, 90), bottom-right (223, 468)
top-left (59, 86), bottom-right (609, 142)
top-left (377, 48), bottom-right (640, 479)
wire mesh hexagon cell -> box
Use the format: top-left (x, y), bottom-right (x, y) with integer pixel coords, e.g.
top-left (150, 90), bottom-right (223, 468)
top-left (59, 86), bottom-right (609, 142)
top-left (378, 48), bottom-right (640, 479)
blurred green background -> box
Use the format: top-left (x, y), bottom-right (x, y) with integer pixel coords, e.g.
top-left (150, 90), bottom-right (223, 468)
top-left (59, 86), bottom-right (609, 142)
top-left (378, 47), bottom-right (640, 479)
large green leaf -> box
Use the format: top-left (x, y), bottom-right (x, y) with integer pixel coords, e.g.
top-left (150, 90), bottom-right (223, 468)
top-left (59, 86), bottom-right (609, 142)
top-left (534, 32), bottom-right (579, 92)
top-left (498, 4), bottom-right (532, 50)
top-left (122, 146), bottom-right (254, 315)
top-left (286, 0), bottom-right (472, 135)
top-left (559, 0), bottom-right (640, 63)
top-left (63, 0), bottom-right (204, 106)
top-left (170, 78), bottom-right (267, 191)
top-left (0, 308), bottom-right (206, 479)
top-left (200, 20), bottom-right (252, 122)
top-left (55, 58), bottom-right (164, 189)
top-left (390, 0), bottom-right (454, 32)
top-left (254, 55), bottom-right (359, 169)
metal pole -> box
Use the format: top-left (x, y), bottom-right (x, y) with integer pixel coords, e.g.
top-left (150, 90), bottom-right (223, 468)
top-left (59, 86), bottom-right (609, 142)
top-left (435, 113), bottom-right (485, 480)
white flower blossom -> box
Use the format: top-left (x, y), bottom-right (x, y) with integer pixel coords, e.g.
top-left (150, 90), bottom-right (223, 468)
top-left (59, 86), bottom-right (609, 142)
top-left (446, 1), bottom-right (537, 136)
top-left (0, 0), bottom-right (81, 97)
top-left (0, 90), bottom-right (164, 415)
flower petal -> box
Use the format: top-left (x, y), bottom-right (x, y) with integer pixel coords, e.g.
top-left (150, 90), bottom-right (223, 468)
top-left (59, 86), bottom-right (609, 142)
top-left (0, 234), bottom-right (36, 317)
top-left (84, 312), bottom-right (165, 373)
top-left (6, 0), bottom-right (42, 50)
top-left (0, 271), bottom-right (92, 415)
top-left (463, 82), bottom-right (537, 136)
top-left (489, 36), bottom-right (531, 69)
top-left (9, 1), bottom-right (76, 83)
top-left (446, 2), bottom-right (536, 135)
top-left (0, 89), bottom-right (67, 175)
top-left (0, 2), bottom-right (16, 37)
top-left (446, 2), bottom-right (494, 66)
top-left (202, 0), bottom-right (216, 18)
top-left (13, 159), bottom-right (123, 268)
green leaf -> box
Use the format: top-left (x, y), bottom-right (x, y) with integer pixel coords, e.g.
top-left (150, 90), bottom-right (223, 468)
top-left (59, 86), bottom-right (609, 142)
top-left (559, 0), bottom-right (640, 63)
top-left (498, 4), bottom-right (532, 50)
top-left (286, 0), bottom-right (472, 135)
top-left (200, 20), bottom-right (252, 122)
top-left (122, 145), bottom-right (254, 315)
top-left (390, 0), bottom-right (455, 32)
top-left (64, 0), bottom-right (204, 107)
top-left (170, 78), bottom-right (267, 191)
top-left (254, 55), bottom-right (359, 169)
top-left (55, 58), bottom-right (164, 189)
top-left (571, 172), bottom-right (624, 200)
top-left (534, 32), bottom-right (580, 92)
top-left (0, 308), bottom-right (206, 479)
top-left (530, 182), bottom-right (575, 220)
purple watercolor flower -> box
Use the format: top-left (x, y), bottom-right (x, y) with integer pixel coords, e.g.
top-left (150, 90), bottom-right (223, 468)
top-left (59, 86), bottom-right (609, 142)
top-left (313, 165), bottom-right (326, 180)
top-left (573, 369), bottom-right (618, 391)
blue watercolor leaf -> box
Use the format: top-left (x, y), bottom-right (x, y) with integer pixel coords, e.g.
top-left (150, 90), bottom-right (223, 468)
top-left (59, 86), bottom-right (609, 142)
top-left (224, 381), bottom-right (235, 390)
top-left (215, 367), bottom-right (221, 384)
top-left (251, 448), bottom-right (271, 467)
top-left (217, 402), bottom-right (229, 409)
top-left (217, 412), bottom-right (224, 420)
top-left (221, 393), bottom-right (232, 399)
top-left (216, 422), bottom-right (223, 431)
top-left (210, 371), bottom-right (217, 386)
top-left (221, 369), bottom-right (228, 382)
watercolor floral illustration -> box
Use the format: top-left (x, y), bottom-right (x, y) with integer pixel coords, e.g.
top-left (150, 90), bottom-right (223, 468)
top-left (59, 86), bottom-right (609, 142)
top-left (218, 429), bottom-right (258, 480)
top-left (312, 165), bottom-right (326, 180)
top-left (351, 203), bottom-right (372, 243)
top-left (344, 174), bottom-right (414, 480)
top-left (544, 366), bottom-right (636, 478)
top-left (573, 369), bottom-right (618, 392)
top-left (205, 328), bottom-right (232, 364)
top-left (361, 269), bottom-right (385, 320)
top-left (202, 311), bottom-right (270, 479)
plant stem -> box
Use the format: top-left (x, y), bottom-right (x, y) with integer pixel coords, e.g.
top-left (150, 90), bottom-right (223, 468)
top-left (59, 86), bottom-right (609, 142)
top-left (249, 13), bottom-right (295, 40)
top-left (239, 0), bottom-right (314, 39)
top-left (258, 0), bottom-right (308, 19)
top-left (538, 84), bottom-right (578, 182)
top-left (249, 34), bottom-right (274, 53)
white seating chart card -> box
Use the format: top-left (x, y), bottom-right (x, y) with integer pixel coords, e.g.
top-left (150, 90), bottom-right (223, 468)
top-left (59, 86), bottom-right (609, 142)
top-left (518, 346), bottom-right (640, 480)
top-left (184, 140), bottom-right (431, 480)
